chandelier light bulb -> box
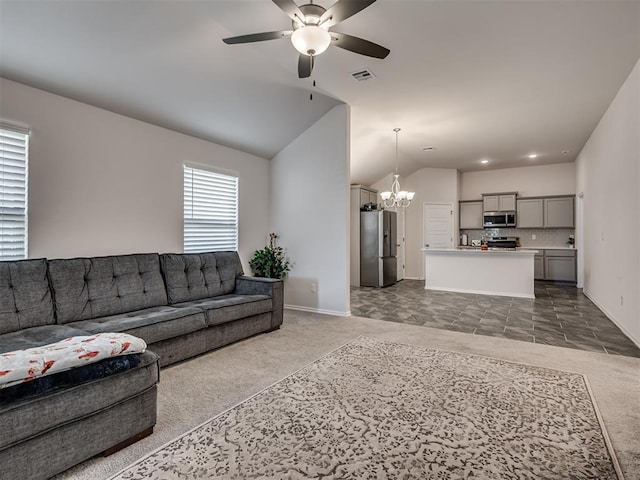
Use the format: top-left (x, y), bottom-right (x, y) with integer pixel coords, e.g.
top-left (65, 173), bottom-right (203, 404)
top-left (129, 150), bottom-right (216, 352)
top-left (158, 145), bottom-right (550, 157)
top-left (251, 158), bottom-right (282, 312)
top-left (291, 26), bottom-right (331, 56)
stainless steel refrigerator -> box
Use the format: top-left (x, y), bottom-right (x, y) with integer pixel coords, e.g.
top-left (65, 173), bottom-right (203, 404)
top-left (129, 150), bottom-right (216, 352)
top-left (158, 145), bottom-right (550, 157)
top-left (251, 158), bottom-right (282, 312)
top-left (360, 210), bottom-right (397, 287)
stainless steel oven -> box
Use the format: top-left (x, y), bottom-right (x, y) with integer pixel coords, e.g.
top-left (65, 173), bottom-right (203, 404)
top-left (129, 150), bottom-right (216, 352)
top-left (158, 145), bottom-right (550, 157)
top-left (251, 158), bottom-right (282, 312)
top-left (483, 211), bottom-right (516, 228)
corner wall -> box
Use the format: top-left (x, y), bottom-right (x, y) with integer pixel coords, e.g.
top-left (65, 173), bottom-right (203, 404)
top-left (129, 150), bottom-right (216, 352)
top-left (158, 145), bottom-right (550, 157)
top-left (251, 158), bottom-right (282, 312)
top-left (576, 59), bottom-right (640, 346)
top-left (0, 78), bottom-right (270, 270)
top-left (376, 168), bottom-right (459, 280)
top-left (270, 104), bottom-right (350, 315)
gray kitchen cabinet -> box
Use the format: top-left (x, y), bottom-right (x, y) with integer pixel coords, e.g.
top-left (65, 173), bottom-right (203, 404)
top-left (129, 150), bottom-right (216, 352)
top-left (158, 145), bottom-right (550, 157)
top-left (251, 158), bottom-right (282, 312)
top-left (459, 201), bottom-right (483, 229)
top-left (544, 249), bottom-right (576, 282)
top-left (517, 198), bottom-right (544, 228)
top-left (544, 197), bottom-right (574, 228)
top-left (354, 185), bottom-right (378, 207)
top-left (534, 255), bottom-right (544, 280)
top-left (483, 195), bottom-right (499, 212)
top-left (499, 194), bottom-right (516, 211)
top-left (483, 194), bottom-right (516, 212)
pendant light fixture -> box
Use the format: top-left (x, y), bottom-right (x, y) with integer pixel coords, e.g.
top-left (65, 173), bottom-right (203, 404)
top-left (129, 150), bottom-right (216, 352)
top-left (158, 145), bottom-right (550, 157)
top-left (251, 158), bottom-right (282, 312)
top-left (380, 128), bottom-right (415, 208)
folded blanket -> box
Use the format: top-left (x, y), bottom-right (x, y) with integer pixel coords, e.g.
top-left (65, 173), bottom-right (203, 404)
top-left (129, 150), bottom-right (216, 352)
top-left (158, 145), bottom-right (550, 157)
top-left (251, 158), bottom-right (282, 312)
top-left (0, 333), bottom-right (146, 389)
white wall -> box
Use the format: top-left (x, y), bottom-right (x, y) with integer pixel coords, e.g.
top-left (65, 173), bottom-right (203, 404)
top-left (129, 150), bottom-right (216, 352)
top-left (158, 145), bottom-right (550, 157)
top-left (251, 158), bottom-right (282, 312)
top-left (379, 168), bottom-right (459, 280)
top-left (271, 105), bottom-right (350, 315)
top-left (0, 78), bottom-right (270, 271)
top-left (576, 59), bottom-right (640, 347)
top-left (460, 163), bottom-right (576, 200)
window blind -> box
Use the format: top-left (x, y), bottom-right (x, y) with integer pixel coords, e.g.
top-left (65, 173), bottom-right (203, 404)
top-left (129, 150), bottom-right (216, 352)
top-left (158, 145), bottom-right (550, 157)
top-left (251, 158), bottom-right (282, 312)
top-left (184, 165), bottom-right (238, 252)
top-left (0, 127), bottom-right (28, 260)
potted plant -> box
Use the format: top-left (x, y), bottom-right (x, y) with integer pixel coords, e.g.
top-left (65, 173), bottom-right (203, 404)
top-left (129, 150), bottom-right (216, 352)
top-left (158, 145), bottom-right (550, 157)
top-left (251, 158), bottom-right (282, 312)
top-left (249, 233), bottom-right (292, 279)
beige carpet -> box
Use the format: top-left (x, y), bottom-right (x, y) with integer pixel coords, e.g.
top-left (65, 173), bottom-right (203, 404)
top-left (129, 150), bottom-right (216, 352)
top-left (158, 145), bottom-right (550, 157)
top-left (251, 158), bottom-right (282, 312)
top-left (55, 310), bottom-right (640, 480)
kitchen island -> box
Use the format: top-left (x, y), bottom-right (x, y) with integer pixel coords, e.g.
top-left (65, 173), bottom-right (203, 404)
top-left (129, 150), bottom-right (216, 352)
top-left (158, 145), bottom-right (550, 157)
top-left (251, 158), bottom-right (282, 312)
top-left (421, 248), bottom-right (538, 298)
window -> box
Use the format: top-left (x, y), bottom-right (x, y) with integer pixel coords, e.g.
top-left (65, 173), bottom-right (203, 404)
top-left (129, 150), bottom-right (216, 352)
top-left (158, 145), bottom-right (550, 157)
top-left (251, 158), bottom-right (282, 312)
top-left (0, 126), bottom-right (29, 260)
top-left (183, 165), bottom-right (238, 252)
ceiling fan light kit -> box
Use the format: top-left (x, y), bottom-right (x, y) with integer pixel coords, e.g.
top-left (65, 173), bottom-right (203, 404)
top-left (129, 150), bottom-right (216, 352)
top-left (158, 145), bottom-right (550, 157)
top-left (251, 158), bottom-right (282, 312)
top-left (222, 0), bottom-right (389, 78)
top-left (291, 25), bottom-right (331, 56)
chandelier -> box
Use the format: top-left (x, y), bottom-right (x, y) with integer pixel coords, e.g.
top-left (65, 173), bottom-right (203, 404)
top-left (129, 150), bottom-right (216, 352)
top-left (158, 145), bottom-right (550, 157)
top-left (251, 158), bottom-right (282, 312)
top-left (380, 128), bottom-right (415, 208)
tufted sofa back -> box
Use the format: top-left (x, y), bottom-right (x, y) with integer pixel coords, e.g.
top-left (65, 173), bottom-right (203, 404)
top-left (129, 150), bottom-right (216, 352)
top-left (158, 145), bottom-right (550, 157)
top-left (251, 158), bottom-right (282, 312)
top-left (160, 252), bottom-right (243, 304)
top-left (48, 253), bottom-right (168, 324)
top-left (0, 259), bottom-right (55, 334)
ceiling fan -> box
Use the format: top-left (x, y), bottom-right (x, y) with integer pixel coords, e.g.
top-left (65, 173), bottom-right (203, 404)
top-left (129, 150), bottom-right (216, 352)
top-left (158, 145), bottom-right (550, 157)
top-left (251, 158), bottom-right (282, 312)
top-left (223, 0), bottom-right (390, 78)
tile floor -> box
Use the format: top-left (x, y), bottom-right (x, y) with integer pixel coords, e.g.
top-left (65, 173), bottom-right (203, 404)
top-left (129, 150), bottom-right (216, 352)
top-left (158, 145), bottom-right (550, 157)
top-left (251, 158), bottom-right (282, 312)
top-left (350, 280), bottom-right (640, 357)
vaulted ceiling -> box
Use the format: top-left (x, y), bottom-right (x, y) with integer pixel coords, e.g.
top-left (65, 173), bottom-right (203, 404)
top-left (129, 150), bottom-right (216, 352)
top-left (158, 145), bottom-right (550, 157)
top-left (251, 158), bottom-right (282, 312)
top-left (1, 1), bottom-right (638, 186)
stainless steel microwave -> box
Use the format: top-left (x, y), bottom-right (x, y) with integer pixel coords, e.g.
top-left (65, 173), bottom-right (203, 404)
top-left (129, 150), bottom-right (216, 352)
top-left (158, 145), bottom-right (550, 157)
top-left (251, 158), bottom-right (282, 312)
top-left (483, 211), bottom-right (516, 228)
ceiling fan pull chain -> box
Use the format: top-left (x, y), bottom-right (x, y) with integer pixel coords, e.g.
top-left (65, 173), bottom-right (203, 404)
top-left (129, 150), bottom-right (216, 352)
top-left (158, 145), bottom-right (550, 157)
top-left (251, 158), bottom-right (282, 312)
top-left (310, 79), bottom-right (317, 101)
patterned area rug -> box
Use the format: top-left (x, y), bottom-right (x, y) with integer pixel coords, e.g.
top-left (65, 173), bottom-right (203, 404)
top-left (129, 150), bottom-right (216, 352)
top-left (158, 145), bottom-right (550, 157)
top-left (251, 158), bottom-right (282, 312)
top-left (112, 337), bottom-right (622, 480)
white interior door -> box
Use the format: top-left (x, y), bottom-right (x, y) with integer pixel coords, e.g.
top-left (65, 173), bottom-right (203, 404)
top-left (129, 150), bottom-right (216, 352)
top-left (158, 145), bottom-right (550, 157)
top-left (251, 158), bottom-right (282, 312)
top-left (423, 203), bottom-right (454, 279)
top-left (396, 208), bottom-right (405, 281)
top-left (424, 203), bottom-right (454, 248)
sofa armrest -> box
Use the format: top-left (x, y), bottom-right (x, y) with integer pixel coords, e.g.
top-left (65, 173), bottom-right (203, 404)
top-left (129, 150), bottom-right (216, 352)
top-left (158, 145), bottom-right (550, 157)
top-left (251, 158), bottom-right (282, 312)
top-left (235, 276), bottom-right (283, 329)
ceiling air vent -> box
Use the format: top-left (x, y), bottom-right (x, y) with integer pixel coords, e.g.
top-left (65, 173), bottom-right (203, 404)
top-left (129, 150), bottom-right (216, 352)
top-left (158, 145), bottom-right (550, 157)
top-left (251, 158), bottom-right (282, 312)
top-left (351, 69), bottom-right (375, 81)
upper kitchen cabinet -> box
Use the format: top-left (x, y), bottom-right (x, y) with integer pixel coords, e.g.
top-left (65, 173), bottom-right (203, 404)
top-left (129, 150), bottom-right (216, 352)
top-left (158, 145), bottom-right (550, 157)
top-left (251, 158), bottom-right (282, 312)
top-left (516, 195), bottom-right (574, 228)
top-left (544, 197), bottom-right (574, 228)
top-left (352, 185), bottom-right (378, 207)
top-left (459, 201), bottom-right (483, 229)
top-left (517, 199), bottom-right (544, 228)
top-left (483, 194), bottom-right (516, 212)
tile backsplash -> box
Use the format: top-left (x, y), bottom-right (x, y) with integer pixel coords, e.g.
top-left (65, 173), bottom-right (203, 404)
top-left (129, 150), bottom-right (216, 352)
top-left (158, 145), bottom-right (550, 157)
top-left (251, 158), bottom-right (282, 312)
top-left (461, 228), bottom-right (575, 248)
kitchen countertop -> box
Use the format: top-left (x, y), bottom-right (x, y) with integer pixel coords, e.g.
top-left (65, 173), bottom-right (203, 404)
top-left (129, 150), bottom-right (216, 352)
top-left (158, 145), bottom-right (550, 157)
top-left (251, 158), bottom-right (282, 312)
top-left (423, 247), bottom-right (538, 255)
top-left (519, 246), bottom-right (577, 250)
top-left (457, 245), bottom-right (576, 251)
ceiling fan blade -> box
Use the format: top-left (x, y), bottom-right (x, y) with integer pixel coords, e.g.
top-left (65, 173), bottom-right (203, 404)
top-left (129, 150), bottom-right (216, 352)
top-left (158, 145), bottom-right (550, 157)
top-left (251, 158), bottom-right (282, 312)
top-left (223, 30), bottom-right (293, 45)
top-left (320, 0), bottom-right (378, 28)
top-left (298, 54), bottom-right (314, 78)
top-left (272, 0), bottom-right (305, 23)
top-left (330, 31), bottom-right (390, 59)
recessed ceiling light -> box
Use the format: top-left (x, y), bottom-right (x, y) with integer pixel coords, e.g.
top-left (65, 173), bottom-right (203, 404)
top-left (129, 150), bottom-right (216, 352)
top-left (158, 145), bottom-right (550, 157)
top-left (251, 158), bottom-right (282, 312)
top-left (481, 159), bottom-right (489, 164)
top-left (421, 146), bottom-right (436, 151)
top-left (528, 154), bottom-right (538, 159)
top-left (562, 150), bottom-right (569, 155)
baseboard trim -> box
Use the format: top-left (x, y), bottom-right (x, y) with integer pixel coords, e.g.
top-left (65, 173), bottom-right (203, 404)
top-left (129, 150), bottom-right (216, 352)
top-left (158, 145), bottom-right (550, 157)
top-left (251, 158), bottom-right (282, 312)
top-left (583, 290), bottom-right (640, 348)
top-left (404, 276), bottom-right (422, 281)
top-left (425, 285), bottom-right (535, 299)
top-left (284, 304), bottom-right (351, 317)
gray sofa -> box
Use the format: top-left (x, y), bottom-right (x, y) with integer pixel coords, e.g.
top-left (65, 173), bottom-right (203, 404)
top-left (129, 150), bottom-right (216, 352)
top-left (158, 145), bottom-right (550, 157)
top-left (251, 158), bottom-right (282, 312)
top-left (0, 251), bottom-right (283, 480)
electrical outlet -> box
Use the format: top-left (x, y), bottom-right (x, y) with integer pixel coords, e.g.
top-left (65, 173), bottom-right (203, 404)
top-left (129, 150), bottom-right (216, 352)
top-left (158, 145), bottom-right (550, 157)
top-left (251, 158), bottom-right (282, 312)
top-left (311, 282), bottom-right (317, 293)
top-left (532, 234), bottom-right (536, 240)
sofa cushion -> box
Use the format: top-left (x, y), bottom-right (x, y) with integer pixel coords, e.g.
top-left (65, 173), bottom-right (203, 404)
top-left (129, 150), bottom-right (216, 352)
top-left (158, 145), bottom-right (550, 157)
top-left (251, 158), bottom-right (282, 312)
top-left (0, 354), bottom-right (142, 407)
top-left (0, 325), bottom-right (90, 354)
top-left (160, 252), bottom-right (243, 304)
top-left (174, 294), bottom-right (272, 327)
top-left (67, 306), bottom-right (206, 345)
top-left (48, 254), bottom-right (168, 324)
top-left (0, 349), bottom-right (159, 451)
top-left (0, 333), bottom-right (147, 389)
top-left (0, 259), bottom-right (55, 335)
